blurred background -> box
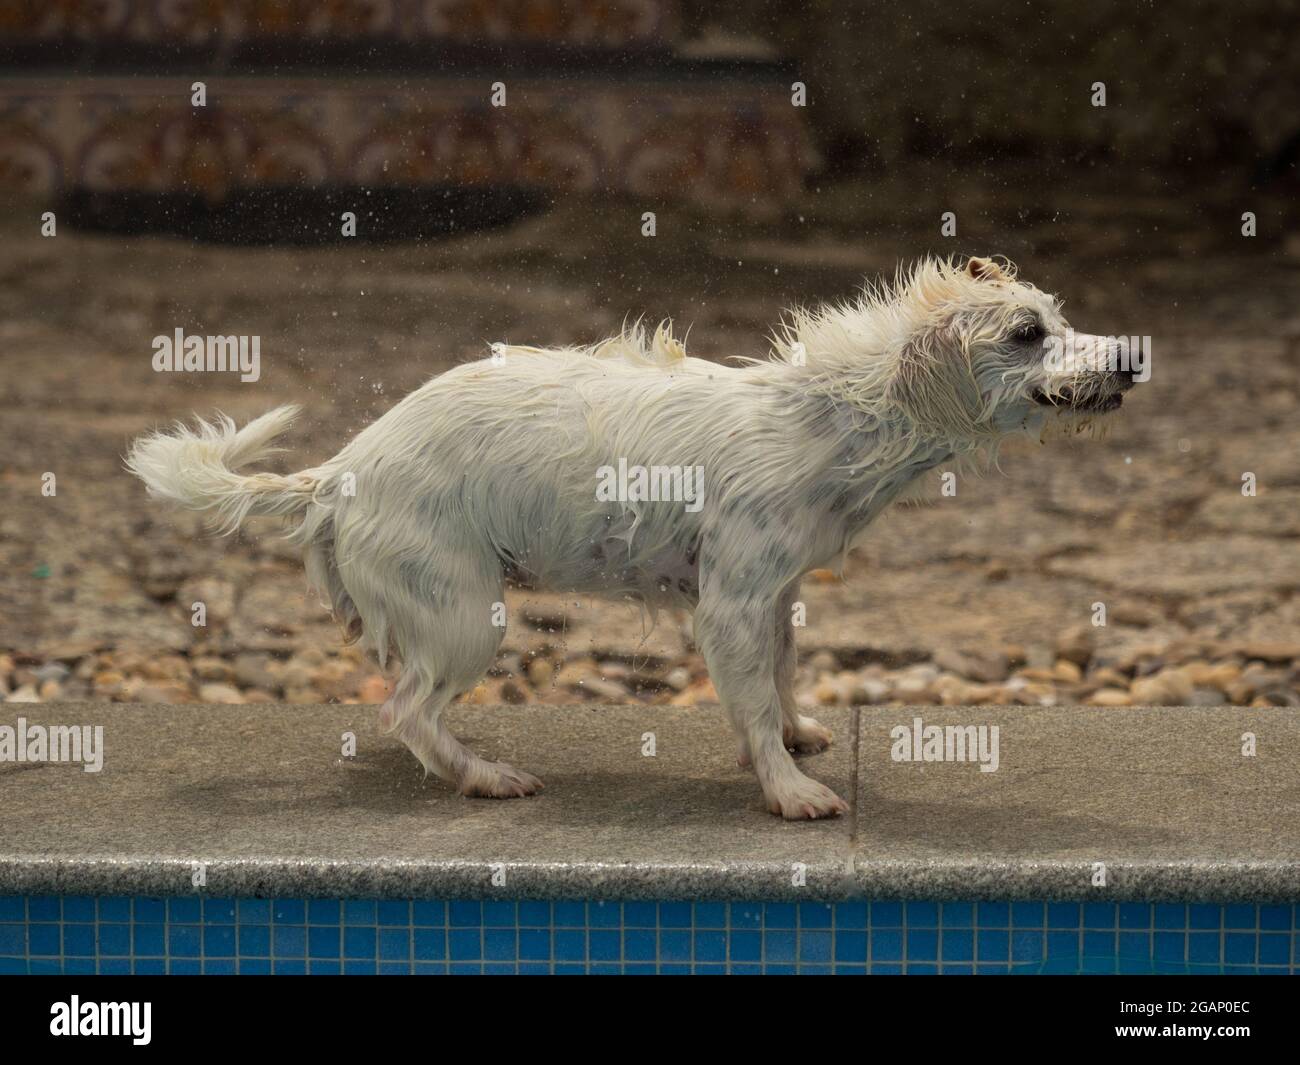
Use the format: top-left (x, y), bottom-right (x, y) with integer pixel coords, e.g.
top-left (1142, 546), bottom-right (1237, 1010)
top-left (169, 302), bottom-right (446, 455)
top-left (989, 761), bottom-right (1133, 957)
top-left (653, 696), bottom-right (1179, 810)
top-left (0, 0), bottom-right (1297, 714)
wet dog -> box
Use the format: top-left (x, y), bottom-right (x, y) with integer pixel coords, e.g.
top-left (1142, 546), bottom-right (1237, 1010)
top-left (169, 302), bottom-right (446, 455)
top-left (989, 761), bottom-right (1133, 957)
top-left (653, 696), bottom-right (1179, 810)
top-left (128, 256), bottom-right (1139, 818)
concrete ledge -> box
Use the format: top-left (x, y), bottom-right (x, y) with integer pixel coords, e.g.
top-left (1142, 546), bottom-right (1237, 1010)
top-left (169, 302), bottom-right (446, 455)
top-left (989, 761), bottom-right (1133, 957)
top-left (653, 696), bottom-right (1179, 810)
top-left (0, 703), bottom-right (1296, 902)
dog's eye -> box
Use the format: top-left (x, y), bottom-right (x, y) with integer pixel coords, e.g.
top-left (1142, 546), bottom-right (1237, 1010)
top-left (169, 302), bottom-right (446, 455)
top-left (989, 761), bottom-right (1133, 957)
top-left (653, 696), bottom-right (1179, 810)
top-left (1013, 321), bottom-right (1045, 343)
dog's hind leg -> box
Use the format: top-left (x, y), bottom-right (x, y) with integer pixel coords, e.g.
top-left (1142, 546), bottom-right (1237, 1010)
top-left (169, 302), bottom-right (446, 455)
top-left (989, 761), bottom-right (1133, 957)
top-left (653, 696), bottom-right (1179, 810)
top-left (774, 580), bottom-right (834, 758)
top-left (362, 553), bottom-right (542, 798)
top-left (695, 574), bottom-right (847, 820)
top-left (733, 579), bottom-right (834, 768)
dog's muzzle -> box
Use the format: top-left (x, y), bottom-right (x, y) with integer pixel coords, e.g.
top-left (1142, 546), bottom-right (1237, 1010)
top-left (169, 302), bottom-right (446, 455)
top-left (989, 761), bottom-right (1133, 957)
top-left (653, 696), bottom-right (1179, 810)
top-left (1031, 369), bottom-right (1138, 413)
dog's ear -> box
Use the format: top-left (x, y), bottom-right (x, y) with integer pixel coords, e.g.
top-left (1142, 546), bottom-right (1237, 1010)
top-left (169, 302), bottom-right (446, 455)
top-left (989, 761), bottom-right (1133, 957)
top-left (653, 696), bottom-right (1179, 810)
top-left (888, 326), bottom-right (985, 438)
top-left (966, 256), bottom-right (1006, 282)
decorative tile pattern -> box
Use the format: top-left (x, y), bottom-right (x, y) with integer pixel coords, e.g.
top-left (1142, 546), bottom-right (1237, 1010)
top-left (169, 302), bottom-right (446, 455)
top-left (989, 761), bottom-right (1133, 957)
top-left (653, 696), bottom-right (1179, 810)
top-left (0, 78), bottom-right (814, 208)
top-left (1, 896), bottom-right (1294, 974)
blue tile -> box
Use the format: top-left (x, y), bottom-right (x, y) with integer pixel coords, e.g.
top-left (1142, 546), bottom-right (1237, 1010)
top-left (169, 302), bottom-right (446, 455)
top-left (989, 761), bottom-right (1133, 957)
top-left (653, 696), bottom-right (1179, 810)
top-left (273, 899), bottom-right (306, 924)
top-left (1010, 902), bottom-right (1044, 928)
top-left (1046, 931), bottom-right (1079, 959)
top-left (28, 924), bottom-right (60, 956)
top-left (238, 899), bottom-right (271, 924)
top-left (906, 929), bottom-right (939, 962)
top-left (694, 930), bottom-right (726, 963)
top-left (1224, 905), bottom-right (1256, 930)
top-left (240, 959), bottom-right (272, 975)
top-left (588, 902), bottom-right (620, 928)
top-left (554, 930), bottom-right (585, 962)
top-left (905, 901), bottom-right (941, 927)
top-left (1188, 904), bottom-right (1221, 930)
top-left (1047, 903), bottom-right (1081, 929)
top-left (377, 900), bottom-right (410, 927)
top-left (238, 925), bottom-right (270, 957)
top-left (660, 902), bottom-right (693, 928)
top-left (343, 931), bottom-right (374, 962)
top-left (63, 897), bottom-right (95, 921)
top-left (0, 924), bottom-right (26, 955)
top-left (1260, 905), bottom-right (1290, 931)
top-left (450, 901), bottom-right (483, 927)
top-left (1188, 931), bottom-right (1221, 964)
top-left (483, 929), bottom-right (515, 961)
top-left (519, 929), bottom-right (550, 961)
top-left (1082, 930), bottom-right (1116, 957)
top-left (29, 897), bottom-right (61, 921)
top-left (380, 928), bottom-right (411, 961)
top-left (518, 901), bottom-right (550, 927)
top-left (1010, 930), bottom-right (1043, 962)
top-left (940, 902), bottom-right (973, 928)
top-left (0, 898), bottom-right (25, 921)
top-left (483, 901), bottom-right (517, 928)
top-left (872, 929), bottom-right (903, 962)
top-left (450, 929), bottom-right (483, 961)
top-left (1083, 903), bottom-right (1116, 929)
top-left (624, 902), bottom-right (656, 928)
top-left (835, 931), bottom-right (868, 964)
top-left (133, 958), bottom-right (166, 974)
top-left (308, 926), bottom-right (341, 960)
top-left (837, 902), bottom-right (869, 929)
top-left (1258, 934), bottom-right (1288, 965)
top-left (870, 902), bottom-right (902, 928)
top-left (1153, 932), bottom-right (1185, 963)
top-left (170, 960), bottom-right (201, 975)
top-left (99, 959), bottom-right (131, 975)
top-left (412, 900), bottom-right (447, 927)
top-left (272, 925), bottom-right (306, 958)
top-left (977, 929), bottom-right (1009, 962)
top-left (661, 930), bottom-right (691, 962)
top-left (204, 925), bottom-right (236, 958)
top-left (63, 924), bottom-right (94, 956)
top-left (765, 930), bottom-right (796, 963)
top-left (763, 903), bottom-right (797, 929)
top-left (307, 960), bottom-right (340, 975)
top-left (588, 930), bottom-right (619, 961)
top-left (168, 897), bottom-right (201, 922)
top-left (203, 898), bottom-right (236, 924)
top-left (1224, 933), bottom-right (1256, 965)
top-left (1118, 903), bottom-right (1151, 929)
top-left (307, 900), bottom-right (341, 925)
top-left (729, 903), bottom-right (762, 930)
top-left (342, 961), bottom-right (375, 975)
top-left (799, 902), bottom-right (833, 929)
top-left (623, 929), bottom-right (655, 962)
top-left (1118, 932), bottom-right (1151, 959)
top-left (941, 931), bottom-right (973, 961)
top-left (799, 930), bottom-right (832, 963)
top-left (977, 902), bottom-right (1009, 928)
top-left (168, 925), bottom-right (202, 958)
top-left (273, 960), bottom-right (307, 975)
top-left (553, 902), bottom-right (585, 928)
top-left (729, 930), bottom-right (761, 963)
top-left (1153, 903), bottom-right (1186, 930)
top-left (343, 900), bottom-right (376, 925)
top-left (414, 928), bottom-right (447, 961)
top-left (205, 960), bottom-right (237, 975)
top-left (695, 902), bottom-right (727, 928)
top-left (132, 924), bottom-right (164, 956)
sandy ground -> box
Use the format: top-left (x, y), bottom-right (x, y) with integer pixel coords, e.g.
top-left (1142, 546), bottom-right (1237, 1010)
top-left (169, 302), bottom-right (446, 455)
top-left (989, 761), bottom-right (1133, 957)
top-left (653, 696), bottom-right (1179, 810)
top-left (1, 167), bottom-right (1298, 711)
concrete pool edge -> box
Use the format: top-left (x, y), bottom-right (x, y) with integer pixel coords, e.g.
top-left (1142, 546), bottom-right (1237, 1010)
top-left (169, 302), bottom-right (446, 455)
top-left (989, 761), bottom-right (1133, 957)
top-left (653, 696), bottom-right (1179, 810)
top-left (0, 702), bottom-right (1296, 903)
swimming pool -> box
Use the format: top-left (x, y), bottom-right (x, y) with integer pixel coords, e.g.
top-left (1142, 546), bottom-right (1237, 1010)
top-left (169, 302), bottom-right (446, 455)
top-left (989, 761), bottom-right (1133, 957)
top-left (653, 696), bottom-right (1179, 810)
top-left (2, 896), bottom-right (1293, 975)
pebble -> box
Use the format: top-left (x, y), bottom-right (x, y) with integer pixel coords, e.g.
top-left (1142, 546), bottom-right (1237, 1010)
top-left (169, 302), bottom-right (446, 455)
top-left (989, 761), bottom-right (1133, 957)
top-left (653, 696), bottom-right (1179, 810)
top-left (198, 683), bottom-right (244, 704)
top-left (527, 657), bottom-right (555, 689)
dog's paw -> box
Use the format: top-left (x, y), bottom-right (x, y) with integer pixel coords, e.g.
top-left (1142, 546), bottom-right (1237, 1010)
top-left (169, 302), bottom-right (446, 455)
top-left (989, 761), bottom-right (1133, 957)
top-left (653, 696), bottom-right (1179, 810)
top-left (766, 775), bottom-right (848, 820)
top-left (459, 762), bottom-right (544, 799)
top-left (785, 715), bottom-right (834, 756)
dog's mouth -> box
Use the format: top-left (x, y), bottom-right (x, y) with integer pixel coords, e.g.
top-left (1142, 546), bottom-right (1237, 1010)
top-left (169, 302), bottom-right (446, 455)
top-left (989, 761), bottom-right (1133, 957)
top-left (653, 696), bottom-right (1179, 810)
top-left (1031, 387), bottom-right (1124, 413)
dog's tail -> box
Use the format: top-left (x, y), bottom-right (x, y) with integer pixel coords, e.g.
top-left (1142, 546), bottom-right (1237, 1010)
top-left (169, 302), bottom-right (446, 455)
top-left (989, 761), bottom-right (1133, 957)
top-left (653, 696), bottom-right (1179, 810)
top-left (126, 405), bottom-right (316, 533)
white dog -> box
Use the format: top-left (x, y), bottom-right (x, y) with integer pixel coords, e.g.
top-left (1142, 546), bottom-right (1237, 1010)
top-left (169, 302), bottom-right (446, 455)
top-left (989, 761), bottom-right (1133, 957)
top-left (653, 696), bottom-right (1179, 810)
top-left (128, 256), bottom-right (1138, 819)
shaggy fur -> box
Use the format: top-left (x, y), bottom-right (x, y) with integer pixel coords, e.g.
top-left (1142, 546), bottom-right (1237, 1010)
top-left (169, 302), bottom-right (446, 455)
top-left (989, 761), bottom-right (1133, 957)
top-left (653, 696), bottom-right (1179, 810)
top-left (127, 255), bottom-right (1138, 819)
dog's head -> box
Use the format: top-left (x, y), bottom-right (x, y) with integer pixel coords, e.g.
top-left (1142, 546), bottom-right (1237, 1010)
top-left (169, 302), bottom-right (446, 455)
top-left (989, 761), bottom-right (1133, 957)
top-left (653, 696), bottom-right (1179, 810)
top-left (780, 256), bottom-right (1142, 445)
top-left (887, 256), bottom-right (1141, 440)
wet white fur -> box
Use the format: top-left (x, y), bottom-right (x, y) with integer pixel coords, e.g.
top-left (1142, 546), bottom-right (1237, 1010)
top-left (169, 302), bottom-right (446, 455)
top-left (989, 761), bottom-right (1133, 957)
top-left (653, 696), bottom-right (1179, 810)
top-left (127, 256), bottom-right (1131, 818)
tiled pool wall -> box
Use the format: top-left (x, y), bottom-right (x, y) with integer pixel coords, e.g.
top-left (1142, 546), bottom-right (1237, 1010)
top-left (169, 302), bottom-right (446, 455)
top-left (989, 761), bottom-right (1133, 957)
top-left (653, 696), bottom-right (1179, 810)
top-left (1, 897), bottom-right (1295, 974)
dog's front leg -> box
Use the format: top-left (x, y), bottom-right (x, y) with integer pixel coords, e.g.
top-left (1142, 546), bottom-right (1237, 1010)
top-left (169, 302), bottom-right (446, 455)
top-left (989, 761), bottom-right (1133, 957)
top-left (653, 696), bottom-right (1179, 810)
top-left (695, 581), bottom-right (848, 820)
